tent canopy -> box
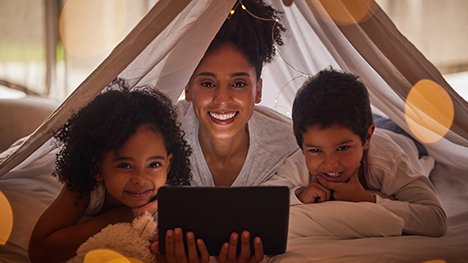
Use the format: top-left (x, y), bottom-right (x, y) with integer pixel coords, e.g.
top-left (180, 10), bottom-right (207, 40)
top-left (1, 0), bottom-right (467, 177)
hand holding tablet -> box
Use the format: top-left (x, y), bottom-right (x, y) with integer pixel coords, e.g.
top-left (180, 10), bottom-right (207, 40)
top-left (157, 186), bottom-right (290, 257)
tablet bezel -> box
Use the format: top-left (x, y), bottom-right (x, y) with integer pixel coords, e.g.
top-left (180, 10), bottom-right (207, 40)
top-left (157, 186), bottom-right (290, 256)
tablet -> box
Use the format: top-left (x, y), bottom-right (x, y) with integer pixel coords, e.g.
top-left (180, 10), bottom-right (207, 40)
top-left (157, 186), bottom-right (290, 256)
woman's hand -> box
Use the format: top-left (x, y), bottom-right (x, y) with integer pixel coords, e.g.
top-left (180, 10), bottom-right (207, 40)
top-left (216, 231), bottom-right (264, 263)
top-left (297, 178), bottom-right (332, 204)
top-left (152, 228), bottom-right (210, 263)
top-left (316, 167), bottom-right (376, 203)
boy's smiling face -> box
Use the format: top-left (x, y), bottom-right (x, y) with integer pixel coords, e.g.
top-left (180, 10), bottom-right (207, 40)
top-left (301, 124), bottom-right (374, 183)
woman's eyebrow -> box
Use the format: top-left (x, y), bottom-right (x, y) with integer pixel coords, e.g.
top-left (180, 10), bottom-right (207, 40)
top-left (231, 72), bottom-right (250, 78)
top-left (196, 72), bottom-right (216, 78)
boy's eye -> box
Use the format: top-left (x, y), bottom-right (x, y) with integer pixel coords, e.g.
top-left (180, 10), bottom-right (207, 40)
top-left (309, 149), bottom-right (321, 153)
top-left (337, 146), bottom-right (349, 151)
top-left (149, 162), bottom-right (161, 168)
top-left (232, 81), bottom-right (247, 88)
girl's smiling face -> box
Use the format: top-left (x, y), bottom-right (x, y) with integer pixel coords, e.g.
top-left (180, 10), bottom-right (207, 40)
top-left (301, 124), bottom-right (374, 182)
top-left (98, 125), bottom-right (172, 208)
top-left (184, 43), bottom-right (262, 141)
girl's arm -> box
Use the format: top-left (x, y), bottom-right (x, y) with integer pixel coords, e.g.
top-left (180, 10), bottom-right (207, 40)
top-left (28, 185), bottom-right (133, 263)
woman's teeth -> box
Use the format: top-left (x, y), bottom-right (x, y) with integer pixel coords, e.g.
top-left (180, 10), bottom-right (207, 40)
top-left (209, 112), bottom-right (236, 120)
top-left (326, 172), bottom-right (341, 177)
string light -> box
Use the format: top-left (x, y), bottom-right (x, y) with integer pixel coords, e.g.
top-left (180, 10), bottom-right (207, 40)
top-left (232, 0), bottom-right (311, 115)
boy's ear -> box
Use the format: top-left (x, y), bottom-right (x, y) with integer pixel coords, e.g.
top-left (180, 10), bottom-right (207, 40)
top-left (363, 124), bottom-right (376, 150)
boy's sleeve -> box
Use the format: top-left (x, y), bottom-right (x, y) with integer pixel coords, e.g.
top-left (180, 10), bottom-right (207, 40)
top-left (260, 150), bottom-right (312, 206)
top-left (367, 154), bottom-right (447, 237)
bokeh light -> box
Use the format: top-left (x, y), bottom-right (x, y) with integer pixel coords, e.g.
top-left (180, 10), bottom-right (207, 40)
top-left (59, 0), bottom-right (127, 58)
top-left (282, 0), bottom-right (294, 7)
top-left (404, 79), bottom-right (454, 143)
top-left (308, 0), bottom-right (378, 26)
top-left (0, 190), bottom-right (13, 245)
top-left (84, 249), bottom-right (144, 263)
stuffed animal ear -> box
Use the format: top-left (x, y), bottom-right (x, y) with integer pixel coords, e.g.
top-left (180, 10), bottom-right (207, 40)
top-left (132, 212), bottom-right (157, 241)
top-left (74, 212), bottom-right (157, 263)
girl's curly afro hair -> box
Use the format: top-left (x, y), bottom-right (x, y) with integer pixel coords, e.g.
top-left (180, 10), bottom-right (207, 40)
top-left (53, 78), bottom-right (192, 197)
top-left (207, 0), bottom-right (286, 80)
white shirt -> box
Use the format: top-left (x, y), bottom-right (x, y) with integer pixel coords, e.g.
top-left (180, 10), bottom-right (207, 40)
top-left (269, 128), bottom-right (447, 236)
top-left (176, 100), bottom-right (300, 187)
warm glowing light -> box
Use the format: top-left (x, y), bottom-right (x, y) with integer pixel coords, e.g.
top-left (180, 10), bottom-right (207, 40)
top-left (230, 10), bottom-right (235, 15)
top-left (307, 0), bottom-right (377, 26)
top-left (241, 4), bottom-right (246, 10)
top-left (282, 0), bottom-right (294, 7)
top-left (0, 190), bottom-right (13, 245)
top-left (422, 260), bottom-right (446, 263)
top-left (83, 249), bottom-right (144, 263)
top-left (59, 0), bottom-right (127, 58)
top-left (404, 79), bottom-right (454, 143)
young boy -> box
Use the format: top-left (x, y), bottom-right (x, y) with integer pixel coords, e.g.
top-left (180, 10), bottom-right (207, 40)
top-left (282, 67), bottom-right (447, 237)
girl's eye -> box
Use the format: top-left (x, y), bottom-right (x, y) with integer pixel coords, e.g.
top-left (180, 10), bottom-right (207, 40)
top-left (149, 162), bottom-right (161, 168)
top-left (338, 146), bottom-right (349, 151)
top-left (116, 163), bottom-right (131, 169)
top-left (232, 81), bottom-right (247, 88)
top-left (200, 81), bottom-right (215, 88)
top-left (309, 149), bottom-right (321, 153)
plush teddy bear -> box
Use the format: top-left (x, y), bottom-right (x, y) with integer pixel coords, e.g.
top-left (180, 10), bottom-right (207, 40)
top-left (70, 212), bottom-right (157, 263)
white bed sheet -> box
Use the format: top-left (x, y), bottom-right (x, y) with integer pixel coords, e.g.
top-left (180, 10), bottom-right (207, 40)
top-left (0, 148), bottom-right (467, 263)
top-left (268, 164), bottom-right (468, 263)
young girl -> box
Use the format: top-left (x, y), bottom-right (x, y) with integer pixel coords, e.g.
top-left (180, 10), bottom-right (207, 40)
top-left (28, 79), bottom-right (192, 263)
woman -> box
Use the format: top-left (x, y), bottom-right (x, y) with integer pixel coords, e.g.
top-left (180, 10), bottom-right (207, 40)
top-left (156, 1), bottom-right (300, 262)
top-left (178, 0), bottom-right (298, 188)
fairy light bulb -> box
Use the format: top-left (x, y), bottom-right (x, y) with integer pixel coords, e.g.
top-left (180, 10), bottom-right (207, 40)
top-left (230, 9), bottom-right (235, 15)
top-left (238, 0), bottom-right (310, 116)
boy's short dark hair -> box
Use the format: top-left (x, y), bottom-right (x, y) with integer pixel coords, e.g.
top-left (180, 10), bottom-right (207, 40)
top-left (292, 67), bottom-right (373, 149)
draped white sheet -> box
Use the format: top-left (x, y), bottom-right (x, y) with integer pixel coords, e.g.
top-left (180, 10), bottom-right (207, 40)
top-left (1, 0), bottom-right (467, 177)
top-left (1, 0), bottom-right (468, 262)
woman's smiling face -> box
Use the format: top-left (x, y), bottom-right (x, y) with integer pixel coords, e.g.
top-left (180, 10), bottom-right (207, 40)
top-left (184, 43), bottom-right (262, 140)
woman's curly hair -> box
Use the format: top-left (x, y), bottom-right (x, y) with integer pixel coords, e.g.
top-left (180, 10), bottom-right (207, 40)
top-left (53, 78), bottom-right (192, 197)
top-left (207, 0), bottom-right (286, 80)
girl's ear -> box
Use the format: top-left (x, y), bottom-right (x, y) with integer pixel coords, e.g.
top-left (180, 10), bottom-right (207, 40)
top-left (94, 173), bottom-right (104, 182)
top-left (94, 162), bottom-right (104, 182)
top-left (363, 124), bottom-right (376, 150)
